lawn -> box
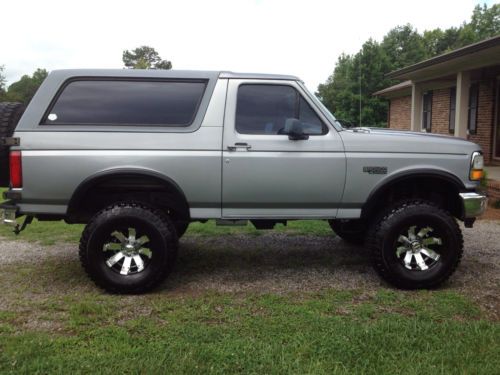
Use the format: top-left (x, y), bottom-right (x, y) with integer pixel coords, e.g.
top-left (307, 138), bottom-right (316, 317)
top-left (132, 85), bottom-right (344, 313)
top-left (0, 286), bottom-right (498, 374)
top-left (0, 195), bottom-right (499, 374)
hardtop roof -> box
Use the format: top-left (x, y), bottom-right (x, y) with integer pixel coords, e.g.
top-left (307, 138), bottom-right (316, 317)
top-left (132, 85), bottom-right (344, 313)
top-left (48, 69), bottom-right (300, 81)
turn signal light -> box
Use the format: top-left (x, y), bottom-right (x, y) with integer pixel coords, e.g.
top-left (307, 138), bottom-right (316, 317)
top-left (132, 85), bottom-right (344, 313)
top-left (469, 152), bottom-right (484, 181)
top-left (470, 169), bottom-right (483, 181)
top-left (9, 151), bottom-right (22, 188)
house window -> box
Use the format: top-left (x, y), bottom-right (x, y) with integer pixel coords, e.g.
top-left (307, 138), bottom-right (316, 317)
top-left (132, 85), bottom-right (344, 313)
top-left (449, 87), bottom-right (456, 133)
top-left (422, 91), bottom-right (432, 132)
top-left (468, 84), bottom-right (479, 135)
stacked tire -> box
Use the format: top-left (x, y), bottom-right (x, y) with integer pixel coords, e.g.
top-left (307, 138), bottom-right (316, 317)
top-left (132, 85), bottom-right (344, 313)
top-left (0, 102), bottom-right (25, 187)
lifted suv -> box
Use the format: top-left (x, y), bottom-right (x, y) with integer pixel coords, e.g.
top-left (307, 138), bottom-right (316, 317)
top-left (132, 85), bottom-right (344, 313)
top-left (0, 69), bottom-right (487, 293)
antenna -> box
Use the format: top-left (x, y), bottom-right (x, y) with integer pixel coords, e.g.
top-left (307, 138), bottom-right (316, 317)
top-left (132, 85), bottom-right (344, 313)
top-left (359, 50), bottom-right (362, 127)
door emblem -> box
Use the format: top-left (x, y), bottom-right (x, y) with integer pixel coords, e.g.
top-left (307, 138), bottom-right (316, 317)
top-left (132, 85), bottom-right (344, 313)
top-left (363, 166), bottom-right (388, 175)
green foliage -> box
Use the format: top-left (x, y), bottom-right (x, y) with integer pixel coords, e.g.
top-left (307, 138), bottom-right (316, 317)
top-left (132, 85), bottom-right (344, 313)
top-left (318, 4), bottom-right (500, 128)
top-left (480, 169), bottom-right (488, 188)
top-left (122, 45), bottom-right (172, 70)
top-left (3, 68), bottom-right (48, 104)
top-left (467, 4), bottom-right (500, 43)
top-left (0, 65), bottom-right (6, 100)
top-left (382, 24), bottom-right (427, 70)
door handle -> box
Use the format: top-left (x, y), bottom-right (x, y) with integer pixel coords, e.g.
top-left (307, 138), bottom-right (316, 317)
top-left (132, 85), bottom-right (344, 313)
top-left (227, 142), bottom-right (252, 151)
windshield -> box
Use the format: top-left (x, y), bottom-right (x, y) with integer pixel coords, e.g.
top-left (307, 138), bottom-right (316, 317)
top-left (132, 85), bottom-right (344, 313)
top-left (298, 82), bottom-right (343, 130)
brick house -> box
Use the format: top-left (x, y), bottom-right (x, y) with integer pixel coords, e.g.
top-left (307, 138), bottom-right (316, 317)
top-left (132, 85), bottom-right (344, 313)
top-left (374, 35), bottom-right (500, 165)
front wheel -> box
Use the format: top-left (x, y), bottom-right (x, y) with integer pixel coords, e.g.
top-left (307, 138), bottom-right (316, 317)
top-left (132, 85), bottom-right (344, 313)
top-left (366, 201), bottom-right (463, 289)
top-left (79, 202), bottom-right (178, 294)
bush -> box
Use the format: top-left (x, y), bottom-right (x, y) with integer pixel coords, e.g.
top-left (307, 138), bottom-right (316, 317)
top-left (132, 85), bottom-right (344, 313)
top-left (480, 169), bottom-right (489, 188)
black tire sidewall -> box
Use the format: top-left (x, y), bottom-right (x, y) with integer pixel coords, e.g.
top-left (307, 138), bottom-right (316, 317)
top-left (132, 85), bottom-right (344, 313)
top-left (380, 212), bottom-right (459, 285)
top-left (81, 204), bottom-right (176, 293)
top-left (369, 202), bottom-right (463, 289)
top-left (174, 220), bottom-right (189, 238)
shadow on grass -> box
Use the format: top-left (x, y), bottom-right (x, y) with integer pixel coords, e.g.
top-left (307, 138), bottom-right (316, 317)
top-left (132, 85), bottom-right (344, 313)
top-left (0, 234), bottom-right (372, 296)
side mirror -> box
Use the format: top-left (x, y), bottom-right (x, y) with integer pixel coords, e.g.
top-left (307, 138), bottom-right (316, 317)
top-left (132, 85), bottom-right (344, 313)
top-left (284, 118), bottom-right (309, 141)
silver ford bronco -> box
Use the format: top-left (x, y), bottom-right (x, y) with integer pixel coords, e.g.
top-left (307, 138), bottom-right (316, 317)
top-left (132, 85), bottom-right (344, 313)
top-left (0, 69), bottom-right (487, 293)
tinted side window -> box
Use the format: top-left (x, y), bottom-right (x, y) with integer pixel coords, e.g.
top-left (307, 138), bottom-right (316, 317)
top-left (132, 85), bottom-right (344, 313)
top-left (42, 80), bottom-right (207, 126)
top-left (236, 84), bottom-right (326, 135)
top-left (299, 97), bottom-right (325, 135)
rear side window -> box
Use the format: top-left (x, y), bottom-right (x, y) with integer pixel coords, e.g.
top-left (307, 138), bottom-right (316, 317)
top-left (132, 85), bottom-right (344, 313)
top-left (42, 79), bottom-right (207, 126)
top-left (235, 84), bottom-right (327, 135)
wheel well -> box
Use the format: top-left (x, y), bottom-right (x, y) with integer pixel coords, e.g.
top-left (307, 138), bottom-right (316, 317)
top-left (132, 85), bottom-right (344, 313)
top-left (361, 175), bottom-right (464, 221)
top-left (66, 172), bottom-right (190, 224)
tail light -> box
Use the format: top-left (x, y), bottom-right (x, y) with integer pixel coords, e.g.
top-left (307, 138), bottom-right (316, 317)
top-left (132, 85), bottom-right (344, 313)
top-left (9, 151), bottom-right (22, 188)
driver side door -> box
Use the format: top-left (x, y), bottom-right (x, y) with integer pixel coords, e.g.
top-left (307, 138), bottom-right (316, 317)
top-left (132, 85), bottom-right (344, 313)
top-left (221, 79), bottom-right (346, 218)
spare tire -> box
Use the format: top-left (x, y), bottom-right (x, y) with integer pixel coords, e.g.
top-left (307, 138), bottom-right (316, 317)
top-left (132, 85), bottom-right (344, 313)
top-left (0, 102), bottom-right (25, 187)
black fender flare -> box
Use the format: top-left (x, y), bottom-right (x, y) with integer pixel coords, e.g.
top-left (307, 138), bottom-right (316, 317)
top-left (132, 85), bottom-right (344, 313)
top-left (361, 168), bottom-right (466, 219)
top-left (67, 168), bottom-right (190, 220)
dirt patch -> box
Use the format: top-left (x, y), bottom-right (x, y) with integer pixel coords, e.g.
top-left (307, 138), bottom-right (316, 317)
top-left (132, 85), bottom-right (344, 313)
top-left (0, 220), bottom-right (498, 320)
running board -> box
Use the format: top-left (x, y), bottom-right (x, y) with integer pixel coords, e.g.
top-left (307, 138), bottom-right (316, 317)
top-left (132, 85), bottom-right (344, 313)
top-left (215, 219), bottom-right (248, 226)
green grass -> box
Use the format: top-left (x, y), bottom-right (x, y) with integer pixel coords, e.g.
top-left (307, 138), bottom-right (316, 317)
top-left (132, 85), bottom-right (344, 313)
top-left (1, 190), bottom-right (498, 373)
top-left (0, 289), bottom-right (498, 374)
top-left (0, 186), bottom-right (332, 244)
top-left (0, 217), bottom-right (332, 245)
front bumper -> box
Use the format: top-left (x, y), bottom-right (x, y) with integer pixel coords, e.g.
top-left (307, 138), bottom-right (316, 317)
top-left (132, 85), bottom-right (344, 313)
top-left (459, 192), bottom-right (488, 218)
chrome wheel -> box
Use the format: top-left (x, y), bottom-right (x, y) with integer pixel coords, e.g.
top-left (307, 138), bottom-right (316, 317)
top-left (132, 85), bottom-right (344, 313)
top-left (103, 228), bottom-right (152, 275)
top-left (396, 225), bottom-right (442, 271)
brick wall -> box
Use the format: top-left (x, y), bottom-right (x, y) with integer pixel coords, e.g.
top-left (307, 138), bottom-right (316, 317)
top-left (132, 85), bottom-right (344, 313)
top-left (430, 89), bottom-right (452, 135)
top-left (468, 83), bottom-right (495, 164)
top-left (486, 179), bottom-right (500, 203)
top-left (388, 83), bottom-right (496, 164)
top-left (388, 96), bottom-right (411, 130)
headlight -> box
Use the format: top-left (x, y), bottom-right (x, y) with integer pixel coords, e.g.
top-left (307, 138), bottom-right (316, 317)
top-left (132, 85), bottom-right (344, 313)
top-left (470, 151), bottom-right (484, 181)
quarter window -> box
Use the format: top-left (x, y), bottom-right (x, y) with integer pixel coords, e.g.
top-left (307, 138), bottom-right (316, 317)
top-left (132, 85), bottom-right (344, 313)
top-left (42, 80), bottom-right (207, 126)
top-left (235, 84), bottom-right (326, 135)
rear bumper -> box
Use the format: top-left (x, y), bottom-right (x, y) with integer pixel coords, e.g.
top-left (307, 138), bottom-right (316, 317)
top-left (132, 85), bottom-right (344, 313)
top-left (0, 202), bottom-right (18, 227)
top-left (459, 192), bottom-right (488, 218)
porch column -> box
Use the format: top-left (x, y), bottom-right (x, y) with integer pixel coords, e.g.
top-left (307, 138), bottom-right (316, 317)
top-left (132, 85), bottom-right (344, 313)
top-left (454, 71), bottom-right (470, 138)
top-left (410, 82), bottom-right (422, 132)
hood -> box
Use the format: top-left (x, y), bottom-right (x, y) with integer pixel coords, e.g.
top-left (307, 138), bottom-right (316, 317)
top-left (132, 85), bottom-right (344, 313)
top-left (339, 127), bottom-right (481, 155)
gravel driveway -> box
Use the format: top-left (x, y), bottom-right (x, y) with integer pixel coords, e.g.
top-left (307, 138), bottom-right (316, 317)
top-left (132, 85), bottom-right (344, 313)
top-left (0, 220), bottom-right (498, 317)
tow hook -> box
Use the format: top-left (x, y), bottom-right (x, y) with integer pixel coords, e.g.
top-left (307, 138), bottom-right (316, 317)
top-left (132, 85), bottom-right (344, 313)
top-left (464, 218), bottom-right (475, 228)
top-left (13, 215), bottom-right (33, 235)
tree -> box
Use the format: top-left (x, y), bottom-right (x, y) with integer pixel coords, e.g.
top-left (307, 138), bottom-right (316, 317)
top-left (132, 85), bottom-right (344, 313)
top-left (381, 24), bottom-right (427, 70)
top-left (122, 46), bottom-right (172, 70)
top-left (462, 4), bottom-right (500, 43)
top-left (0, 65), bottom-right (6, 101)
top-left (317, 3), bottom-right (500, 128)
top-left (317, 39), bottom-right (392, 127)
top-left (6, 68), bottom-right (48, 104)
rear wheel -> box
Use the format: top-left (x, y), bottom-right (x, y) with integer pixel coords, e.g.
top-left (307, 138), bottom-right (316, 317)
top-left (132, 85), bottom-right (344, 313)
top-left (79, 202), bottom-right (178, 294)
top-left (366, 200), bottom-right (463, 289)
top-left (174, 220), bottom-right (189, 238)
top-left (0, 102), bottom-right (25, 187)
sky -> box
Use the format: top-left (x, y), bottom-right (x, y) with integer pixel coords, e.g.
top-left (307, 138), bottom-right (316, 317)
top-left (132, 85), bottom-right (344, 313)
top-left (0, 0), bottom-right (494, 91)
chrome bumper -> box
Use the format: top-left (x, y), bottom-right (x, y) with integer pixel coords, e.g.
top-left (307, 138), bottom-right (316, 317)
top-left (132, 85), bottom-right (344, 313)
top-left (459, 192), bottom-right (488, 218)
top-left (1, 203), bottom-right (18, 227)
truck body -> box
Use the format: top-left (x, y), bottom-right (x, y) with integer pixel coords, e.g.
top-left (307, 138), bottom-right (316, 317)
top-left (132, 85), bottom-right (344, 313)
top-left (0, 69), bottom-right (487, 293)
